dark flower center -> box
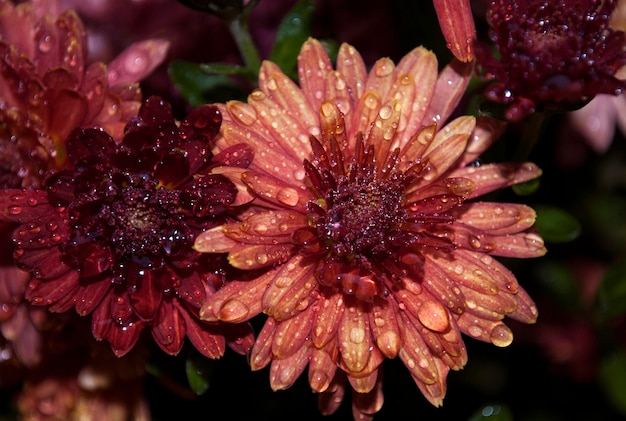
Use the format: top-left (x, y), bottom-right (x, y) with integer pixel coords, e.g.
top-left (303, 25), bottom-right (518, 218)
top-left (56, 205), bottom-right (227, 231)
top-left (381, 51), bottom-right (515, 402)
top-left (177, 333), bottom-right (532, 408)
top-left (320, 173), bottom-right (406, 258)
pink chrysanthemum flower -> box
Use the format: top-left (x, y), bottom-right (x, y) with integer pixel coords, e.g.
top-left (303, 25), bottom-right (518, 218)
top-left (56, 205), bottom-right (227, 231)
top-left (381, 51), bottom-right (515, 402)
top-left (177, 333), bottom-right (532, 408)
top-left (195, 38), bottom-right (546, 418)
top-left (0, 0), bottom-right (169, 188)
top-left (0, 96), bottom-right (255, 358)
top-left (475, 0), bottom-right (626, 121)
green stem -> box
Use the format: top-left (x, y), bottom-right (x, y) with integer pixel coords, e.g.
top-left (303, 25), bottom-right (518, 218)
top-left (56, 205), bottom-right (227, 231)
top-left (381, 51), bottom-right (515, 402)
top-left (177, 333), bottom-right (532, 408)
top-left (229, 13), bottom-right (261, 77)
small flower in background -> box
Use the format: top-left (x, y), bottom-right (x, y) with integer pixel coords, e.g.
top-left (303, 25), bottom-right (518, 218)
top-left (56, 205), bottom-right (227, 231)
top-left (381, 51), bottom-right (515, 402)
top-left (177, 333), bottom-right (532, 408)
top-left (0, 0), bottom-right (169, 188)
top-left (474, 0), bottom-right (626, 121)
top-left (567, 0), bottom-right (626, 154)
top-left (0, 96), bottom-right (255, 358)
top-left (195, 38), bottom-right (545, 419)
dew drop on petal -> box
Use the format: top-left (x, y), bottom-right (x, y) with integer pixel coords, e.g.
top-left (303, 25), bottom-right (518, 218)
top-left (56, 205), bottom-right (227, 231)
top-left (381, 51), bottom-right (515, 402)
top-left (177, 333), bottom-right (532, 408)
top-left (274, 276), bottom-right (294, 288)
top-left (349, 326), bottom-right (365, 344)
top-left (490, 324), bottom-right (513, 347)
top-left (417, 300), bottom-right (450, 332)
top-left (219, 299), bottom-right (250, 322)
top-left (277, 187), bottom-right (299, 207)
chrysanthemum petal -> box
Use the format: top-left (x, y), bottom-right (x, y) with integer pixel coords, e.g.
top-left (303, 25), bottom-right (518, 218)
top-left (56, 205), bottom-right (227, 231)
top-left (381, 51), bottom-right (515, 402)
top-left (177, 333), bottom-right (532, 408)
top-left (241, 170), bottom-right (311, 212)
top-left (199, 271), bottom-right (270, 323)
top-left (309, 344), bottom-right (339, 393)
top-left (193, 225), bottom-right (238, 253)
top-left (425, 59), bottom-right (474, 126)
top-left (269, 341), bottom-right (310, 391)
top-left (368, 297), bottom-right (402, 359)
top-left (180, 307), bottom-right (227, 359)
top-left (250, 317), bottom-right (276, 370)
top-left (298, 38), bottom-right (334, 114)
top-left (312, 291), bottom-right (345, 348)
top-left (453, 162), bottom-right (542, 199)
top-left (259, 60), bottom-right (318, 130)
top-left (352, 374), bottom-right (384, 416)
top-left (272, 309), bottom-right (313, 359)
top-left (337, 303), bottom-right (372, 374)
top-left (151, 301), bottom-right (186, 355)
top-left (336, 43), bottom-right (368, 102)
top-left (263, 256), bottom-right (317, 320)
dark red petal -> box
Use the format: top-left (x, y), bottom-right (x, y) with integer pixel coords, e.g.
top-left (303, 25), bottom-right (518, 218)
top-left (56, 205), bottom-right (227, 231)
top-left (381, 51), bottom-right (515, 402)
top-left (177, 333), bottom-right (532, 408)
top-left (212, 143), bottom-right (254, 168)
top-left (180, 307), bottom-right (226, 359)
top-left (16, 247), bottom-right (73, 280)
top-left (180, 104), bottom-right (221, 143)
top-left (175, 272), bottom-right (207, 309)
top-left (0, 189), bottom-right (61, 223)
top-left (25, 270), bottom-right (78, 307)
top-left (224, 321), bottom-right (255, 356)
top-left (128, 268), bottom-right (163, 321)
top-left (66, 127), bottom-right (115, 167)
top-left (75, 277), bottom-right (111, 316)
top-left (138, 95), bottom-right (174, 125)
top-left (92, 289), bottom-right (144, 357)
top-left (154, 151), bottom-right (190, 188)
top-left (151, 299), bottom-right (186, 355)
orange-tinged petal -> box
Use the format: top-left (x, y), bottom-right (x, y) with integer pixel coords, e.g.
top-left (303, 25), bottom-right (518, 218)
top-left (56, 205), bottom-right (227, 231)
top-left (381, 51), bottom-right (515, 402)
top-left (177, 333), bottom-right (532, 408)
top-left (193, 225), bottom-right (238, 253)
top-left (269, 342), bottom-right (310, 391)
top-left (199, 271), bottom-right (270, 322)
top-left (262, 255), bottom-right (317, 320)
top-left (432, 0), bottom-right (476, 62)
top-left (297, 38), bottom-right (333, 113)
top-left (425, 59), bottom-right (474, 126)
top-left (312, 292), bottom-right (345, 348)
top-left (336, 43), bottom-right (367, 101)
top-left (241, 170), bottom-right (311, 212)
top-left (250, 317), bottom-right (276, 370)
top-left (453, 162), bottom-right (542, 199)
top-left (227, 243), bottom-right (293, 270)
top-left (272, 308), bottom-right (313, 359)
top-left (368, 297), bottom-right (402, 359)
top-left (309, 343), bottom-right (339, 392)
top-left (337, 303), bottom-right (372, 374)
top-left (452, 202), bottom-right (537, 235)
top-left (259, 61), bottom-right (318, 130)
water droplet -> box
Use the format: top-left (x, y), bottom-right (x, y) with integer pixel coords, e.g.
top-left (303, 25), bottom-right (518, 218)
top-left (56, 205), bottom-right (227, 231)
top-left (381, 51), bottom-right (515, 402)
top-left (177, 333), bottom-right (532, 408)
top-left (277, 187), bottom-right (299, 207)
top-left (228, 101), bottom-right (257, 126)
top-left (254, 224), bottom-right (268, 234)
top-left (37, 33), bottom-right (53, 53)
top-left (374, 58), bottom-right (394, 77)
top-left (255, 253), bottom-right (268, 265)
top-left (349, 326), bottom-right (365, 344)
top-left (275, 276), bottom-right (294, 288)
top-left (468, 324), bottom-right (483, 338)
top-left (490, 324), bottom-right (513, 347)
top-left (468, 235), bottom-right (482, 249)
top-left (8, 205), bottom-right (21, 215)
top-left (417, 300), bottom-right (450, 332)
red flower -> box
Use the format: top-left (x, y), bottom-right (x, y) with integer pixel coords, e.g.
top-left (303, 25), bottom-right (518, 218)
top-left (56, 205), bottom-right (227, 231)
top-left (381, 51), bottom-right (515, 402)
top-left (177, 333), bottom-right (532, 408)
top-left (475, 0), bottom-right (626, 121)
top-left (195, 38), bottom-right (545, 418)
top-left (0, 96), bottom-right (255, 357)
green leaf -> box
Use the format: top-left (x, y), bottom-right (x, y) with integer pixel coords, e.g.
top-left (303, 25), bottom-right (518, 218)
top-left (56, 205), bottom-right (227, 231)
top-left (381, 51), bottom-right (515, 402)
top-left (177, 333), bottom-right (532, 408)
top-left (168, 61), bottom-right (247, 106)
top-left (185, 352), bottom-right (215, 395)
top-left (599, 350), bottom-right (626, 416)
top-left (468, 404), bottom-right (514, 421)
top-left (596, 259), bottom-right (626, 320)
top-left (269, 0), bottom-right (316, 79)
top-left (512, 177), bottom-right (541, 196)
top-left (534, 204), bottom-right (581, 243)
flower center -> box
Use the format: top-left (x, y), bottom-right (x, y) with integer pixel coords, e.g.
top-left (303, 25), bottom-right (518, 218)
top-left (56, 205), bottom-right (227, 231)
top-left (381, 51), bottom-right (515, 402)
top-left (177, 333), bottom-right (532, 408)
top-left (320, 173), bottom-right (407, 258)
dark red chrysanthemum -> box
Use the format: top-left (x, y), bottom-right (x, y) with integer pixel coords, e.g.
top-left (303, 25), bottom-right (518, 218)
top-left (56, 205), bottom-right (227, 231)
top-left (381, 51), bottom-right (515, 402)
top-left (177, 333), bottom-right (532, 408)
top-left (0, 96), bottom-right (255, 357)
top-left (475, 0), bottom-right (626, 120)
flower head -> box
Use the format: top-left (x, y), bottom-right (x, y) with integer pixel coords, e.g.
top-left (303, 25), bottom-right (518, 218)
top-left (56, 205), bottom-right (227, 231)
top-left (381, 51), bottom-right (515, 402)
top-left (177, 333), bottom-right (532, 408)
top-left (475, 0), bottom-right (626, 121)
top-left (0, 0), bottom-right (169, 188)
top-left (195, 38), bottom-right (545, 417)
top-left (0, 96), bottom-right (255, 357)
